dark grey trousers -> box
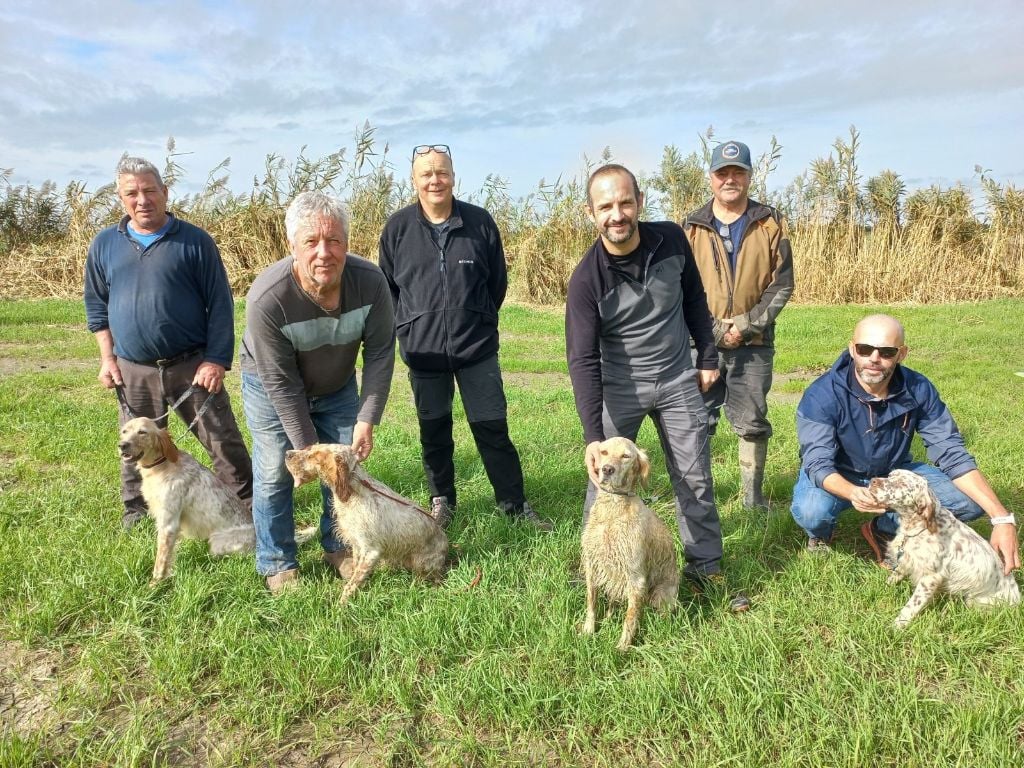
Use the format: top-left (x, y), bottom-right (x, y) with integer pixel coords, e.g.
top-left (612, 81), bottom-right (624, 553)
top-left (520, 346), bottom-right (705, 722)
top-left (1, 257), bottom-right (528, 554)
top-left (118, 352), bottom-right (253, 510)
top-left (584, 368), bottom-right (723, 577)
top-left (698, 344), bottom-right (775, 439)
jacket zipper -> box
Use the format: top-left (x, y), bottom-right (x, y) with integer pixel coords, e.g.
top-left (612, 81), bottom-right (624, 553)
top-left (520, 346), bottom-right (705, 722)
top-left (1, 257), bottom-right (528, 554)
top-left (439, 243), bottom-right (452, 363)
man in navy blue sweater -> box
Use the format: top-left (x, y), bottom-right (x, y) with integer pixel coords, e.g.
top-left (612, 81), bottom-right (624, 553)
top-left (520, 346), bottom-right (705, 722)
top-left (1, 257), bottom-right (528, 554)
top-left (84, 156), bottom-right (252, 529)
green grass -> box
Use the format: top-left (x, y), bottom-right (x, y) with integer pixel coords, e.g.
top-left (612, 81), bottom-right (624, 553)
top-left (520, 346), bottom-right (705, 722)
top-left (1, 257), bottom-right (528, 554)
top-left (1, 299), bottom-right (1023, 766)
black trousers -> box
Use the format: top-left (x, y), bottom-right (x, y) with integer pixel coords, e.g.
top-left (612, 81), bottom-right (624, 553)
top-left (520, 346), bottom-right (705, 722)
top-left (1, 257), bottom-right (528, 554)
top-left (409, 355), bottom-right (525, 507)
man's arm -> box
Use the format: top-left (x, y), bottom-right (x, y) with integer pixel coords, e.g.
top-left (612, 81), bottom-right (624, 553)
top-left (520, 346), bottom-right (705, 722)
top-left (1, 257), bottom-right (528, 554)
top-left (485, 214), bottom-right (508, 310)
top-left (93, 329), bottom-right (123, 389)
top-left (245, 297), bottom-right (319, 450)
top-left (730, 212), bottom-right (794, 340)
top-left (565, 268), bottom-right (605, 446)
top-left (951, 469), bottom-right (1020, 574)
top-left (353, 273), bottom-right (397, 460)
top-left (678, 237), bottom-right (718, 370)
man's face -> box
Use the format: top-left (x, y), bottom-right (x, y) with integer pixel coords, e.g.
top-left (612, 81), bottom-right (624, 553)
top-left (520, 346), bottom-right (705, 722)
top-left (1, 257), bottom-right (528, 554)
top-left (710, 166), bottom-right (751, 208)
top-left (850, 323), bottom-right (907, 388)
top-left (117, 172), bottom-right (169, 233)
top-left (587, 171), bottom-right (643, 249)
top-left (412, 150), bottom-right (454, 209)
top-left (291, 215), bottom-right (348, 292)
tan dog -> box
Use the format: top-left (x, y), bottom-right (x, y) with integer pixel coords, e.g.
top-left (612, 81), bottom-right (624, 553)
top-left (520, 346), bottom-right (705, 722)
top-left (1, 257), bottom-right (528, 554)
top-left (869, 469), bottom-right (1020, 629)
top-left (580, 437), bottom-right (679, 650)
top-left (119, 417), bottom-right (257, 584)
top-left (285, 444), bottom-right (449, 603)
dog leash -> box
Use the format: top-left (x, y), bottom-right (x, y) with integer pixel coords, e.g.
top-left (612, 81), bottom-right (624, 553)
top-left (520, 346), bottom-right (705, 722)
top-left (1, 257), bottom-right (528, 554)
top-left (116, 384), bottom-right (217, 433)
top-left (356, 477), bottom-right (439, 524)
top-left (354, 475), bottom-right (482, 590)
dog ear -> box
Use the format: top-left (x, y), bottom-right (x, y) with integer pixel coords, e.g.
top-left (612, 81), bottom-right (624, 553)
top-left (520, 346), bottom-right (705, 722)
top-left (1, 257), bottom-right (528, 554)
top-left (636, 446), bottom-right (651, 489)
top-left (920, 486), bottom-right (939, 533)
top-left (330, 452), bottom-right (352, 503)
top-left (158, 429), bottom-right (179, 463)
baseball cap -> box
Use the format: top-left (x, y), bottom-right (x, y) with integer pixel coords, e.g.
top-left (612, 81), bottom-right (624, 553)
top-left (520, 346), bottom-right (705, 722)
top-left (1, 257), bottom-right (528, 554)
top-left (710, 141), bottom-right (752, 172)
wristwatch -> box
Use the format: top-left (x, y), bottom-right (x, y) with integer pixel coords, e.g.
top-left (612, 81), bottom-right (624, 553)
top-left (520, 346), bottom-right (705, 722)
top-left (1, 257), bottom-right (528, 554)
top-left (990, 514), bottom-right (1016, 526)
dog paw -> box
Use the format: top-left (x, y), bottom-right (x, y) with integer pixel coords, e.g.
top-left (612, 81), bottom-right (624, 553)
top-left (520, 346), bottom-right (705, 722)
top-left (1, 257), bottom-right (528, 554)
top-left (580, 620), bottom-right (595, 636)
top-left (148, 577), bottom-right (167, 588)
top-left (615, 641), bottom-right (632, 652)
top-left (893, 618), bottom-right (909, 630)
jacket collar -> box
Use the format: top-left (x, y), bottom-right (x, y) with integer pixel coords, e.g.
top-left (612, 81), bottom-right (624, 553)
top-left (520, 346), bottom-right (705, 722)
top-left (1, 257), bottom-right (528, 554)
top-left (684, 198), bottom-right (773, 229)
top-left (416, 198), bottom-right (464, 230)
top-left (117, 212), bottom-right (179, 236)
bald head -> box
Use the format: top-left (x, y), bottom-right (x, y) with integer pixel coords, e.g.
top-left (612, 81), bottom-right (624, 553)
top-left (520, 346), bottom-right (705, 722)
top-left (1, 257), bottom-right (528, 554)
top-left (853, 314), bottom-right (905, 347)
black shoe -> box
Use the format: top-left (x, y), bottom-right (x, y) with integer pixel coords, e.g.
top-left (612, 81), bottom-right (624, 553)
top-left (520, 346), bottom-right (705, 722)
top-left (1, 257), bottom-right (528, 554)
top-left (121, 501), bottom-right (148, 531)
top-left (687, 572), bottom-right (751, 613)
top-left (500, 500), bottom-right (553, 531)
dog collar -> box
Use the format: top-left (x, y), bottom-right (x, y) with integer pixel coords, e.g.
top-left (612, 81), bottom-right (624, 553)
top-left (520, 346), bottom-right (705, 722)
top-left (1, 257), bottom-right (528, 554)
top-left (139, 456), bottom-right (168, 469)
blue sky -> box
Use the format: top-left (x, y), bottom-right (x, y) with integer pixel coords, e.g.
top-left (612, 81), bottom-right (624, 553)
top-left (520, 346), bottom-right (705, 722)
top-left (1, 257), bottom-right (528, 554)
top-left (2, 0), bottom-right (1022, 205)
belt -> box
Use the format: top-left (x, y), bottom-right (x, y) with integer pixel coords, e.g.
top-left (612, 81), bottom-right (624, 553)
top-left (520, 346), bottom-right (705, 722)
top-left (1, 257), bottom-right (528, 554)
top-left (133, 348), bottom-right (204, 368)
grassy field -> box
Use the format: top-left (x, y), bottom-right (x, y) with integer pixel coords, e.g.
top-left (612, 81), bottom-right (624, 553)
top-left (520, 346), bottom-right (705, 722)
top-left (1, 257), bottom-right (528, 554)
top-left (1, 299), bottom-right (1023, 767)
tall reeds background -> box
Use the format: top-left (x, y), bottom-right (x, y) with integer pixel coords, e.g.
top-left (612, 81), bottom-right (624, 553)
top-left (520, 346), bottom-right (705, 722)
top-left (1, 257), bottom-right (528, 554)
top-left (2, 125), bottom-right (1022, 303)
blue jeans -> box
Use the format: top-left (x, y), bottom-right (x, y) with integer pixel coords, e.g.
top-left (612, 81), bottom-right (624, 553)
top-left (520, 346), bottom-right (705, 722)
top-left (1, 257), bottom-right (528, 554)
top-left (790, 462), bottom-right (985, 540)
top-left (242, 372), bottom-right (359, 577)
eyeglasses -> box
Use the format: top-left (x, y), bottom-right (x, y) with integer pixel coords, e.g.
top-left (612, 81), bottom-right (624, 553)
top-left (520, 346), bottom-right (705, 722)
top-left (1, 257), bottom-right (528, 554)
top-left (853, 343), bottom-right (900, 359)
top-left (718, 224), bottom-right (734, 255)
top-left (412, 144), bottom-right (451, 161)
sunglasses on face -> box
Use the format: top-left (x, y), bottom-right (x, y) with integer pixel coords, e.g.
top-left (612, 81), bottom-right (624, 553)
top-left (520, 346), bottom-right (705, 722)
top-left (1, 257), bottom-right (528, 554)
top-left (718, 224), bottom-right (733, 255)
top-left (412, 144), bottom-right (451, 162)
top-left (854, 343), bottom-right (900, 359)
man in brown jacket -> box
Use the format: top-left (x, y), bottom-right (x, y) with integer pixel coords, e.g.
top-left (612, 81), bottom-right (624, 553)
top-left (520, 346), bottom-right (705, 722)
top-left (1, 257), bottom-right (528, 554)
top-left (684, 141), bottom-right (794, 509)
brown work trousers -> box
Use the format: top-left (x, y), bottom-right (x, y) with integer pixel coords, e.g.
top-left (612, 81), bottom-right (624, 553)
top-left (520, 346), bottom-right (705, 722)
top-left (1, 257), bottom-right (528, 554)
top-left (117, 351), bottom-right (253, 511)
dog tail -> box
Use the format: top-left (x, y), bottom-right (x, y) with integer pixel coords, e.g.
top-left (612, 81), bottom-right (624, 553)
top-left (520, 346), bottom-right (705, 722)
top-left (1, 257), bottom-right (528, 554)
top-left (295, 525), bottom-right (319, 546)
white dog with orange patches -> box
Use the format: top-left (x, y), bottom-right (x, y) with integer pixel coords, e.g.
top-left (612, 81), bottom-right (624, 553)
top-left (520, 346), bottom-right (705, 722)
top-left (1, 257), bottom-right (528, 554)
top-left (118, 417), bottom-right (260, 584)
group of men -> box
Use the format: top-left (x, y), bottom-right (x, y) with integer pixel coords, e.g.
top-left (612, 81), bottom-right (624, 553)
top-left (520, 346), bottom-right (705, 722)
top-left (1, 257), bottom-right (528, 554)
top-left (85, 141), bottom-right (1020, 599)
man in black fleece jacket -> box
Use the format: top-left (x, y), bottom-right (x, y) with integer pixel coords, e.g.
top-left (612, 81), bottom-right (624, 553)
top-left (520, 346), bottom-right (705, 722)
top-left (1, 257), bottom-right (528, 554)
top-left (379, 145), bottom-right (549, 530)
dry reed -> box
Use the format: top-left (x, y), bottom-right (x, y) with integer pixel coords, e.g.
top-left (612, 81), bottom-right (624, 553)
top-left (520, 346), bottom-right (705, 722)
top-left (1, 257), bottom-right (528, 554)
top-left (2, 125), bottom-right (1022, 305)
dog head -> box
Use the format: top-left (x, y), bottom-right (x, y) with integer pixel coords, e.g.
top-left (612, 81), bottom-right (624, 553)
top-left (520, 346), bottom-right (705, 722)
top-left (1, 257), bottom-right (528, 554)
top-left (594, 436), bottom-right (650, 494)
top-left (868, 469), bottom-right (938, 532)
top-left (285, 444), bottom-right (360, 503)
top-left (118, 417), bottom-right (178, 465)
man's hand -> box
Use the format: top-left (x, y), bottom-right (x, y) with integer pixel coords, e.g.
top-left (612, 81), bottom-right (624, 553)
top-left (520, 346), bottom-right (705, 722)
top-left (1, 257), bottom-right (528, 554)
top-left (193, 362), bottom-right (226, 394)
top-left (697, 368), bottom-right (720, 393)
top-left (719, 320), bottom-right (742, 349)
top-left (850, 486), bottom-right (887, 514)
top-left (351, 421), bottom-right (375, 461)
top-left (98, 357), bottom-right (123, 389)
top-left (585, 441), bottom-right (602, 486)
top-left (990, 524), bottom-right (1021, 575)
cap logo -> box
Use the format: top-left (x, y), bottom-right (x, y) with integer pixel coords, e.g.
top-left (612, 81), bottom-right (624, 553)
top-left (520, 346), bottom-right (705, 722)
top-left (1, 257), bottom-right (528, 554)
top-left (722, 143), bottom-right (740, 160)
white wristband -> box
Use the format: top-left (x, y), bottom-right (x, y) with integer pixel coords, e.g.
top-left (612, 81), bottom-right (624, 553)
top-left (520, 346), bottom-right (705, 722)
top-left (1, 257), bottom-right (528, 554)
top-left (990, 514), bottom-right (1016, 527)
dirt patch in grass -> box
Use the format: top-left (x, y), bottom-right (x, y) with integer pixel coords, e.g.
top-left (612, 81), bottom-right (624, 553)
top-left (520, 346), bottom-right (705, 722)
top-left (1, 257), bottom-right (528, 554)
top-left (0, 640), bottom-right (67, 740)
top-left (0, 354), bottom-right (95, 377)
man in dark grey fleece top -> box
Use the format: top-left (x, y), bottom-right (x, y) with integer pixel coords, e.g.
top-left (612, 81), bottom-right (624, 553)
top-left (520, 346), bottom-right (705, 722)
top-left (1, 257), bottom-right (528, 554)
top-left (567, 165), bottom-right (748, 610)
top-left (240, 191), bottom-right (395, 592)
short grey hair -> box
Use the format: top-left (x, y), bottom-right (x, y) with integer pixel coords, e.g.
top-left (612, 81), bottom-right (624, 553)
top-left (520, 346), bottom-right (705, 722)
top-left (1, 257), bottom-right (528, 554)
top-left (285, 191), bottom-right (351, 244)
top-left (115, 156), bottom-right (163, 188)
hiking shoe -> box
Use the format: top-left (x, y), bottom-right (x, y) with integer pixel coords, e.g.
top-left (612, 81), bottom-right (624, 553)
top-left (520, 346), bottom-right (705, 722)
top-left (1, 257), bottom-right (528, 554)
top-left (323, 549), bottom-right (355, 580)
top-left (687, 572), bottom-right (751, 613)
top-left (121, 500), bottom-right (149, 531)
top-left (807, 536), bottom-right (832, 554)
top-left (500, 500), bottom-right (553, 531)
top-left (860, 519), bottom-right (895, 570)
top-left (265, 568), bottom-right (300, 594)
top-left (429, 496), bottom-right (455, 529)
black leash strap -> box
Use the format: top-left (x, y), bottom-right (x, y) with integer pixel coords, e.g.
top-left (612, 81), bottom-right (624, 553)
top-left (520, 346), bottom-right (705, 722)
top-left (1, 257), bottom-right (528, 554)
top-left (114, 383), bottom-right (216, 433)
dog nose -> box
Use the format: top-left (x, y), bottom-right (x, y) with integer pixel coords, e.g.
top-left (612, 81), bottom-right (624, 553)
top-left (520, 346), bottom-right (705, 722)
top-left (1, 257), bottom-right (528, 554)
top-left (118, 441), bottom-right (129, 450)
top-left (601, 464), bottom-right (615, 478)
